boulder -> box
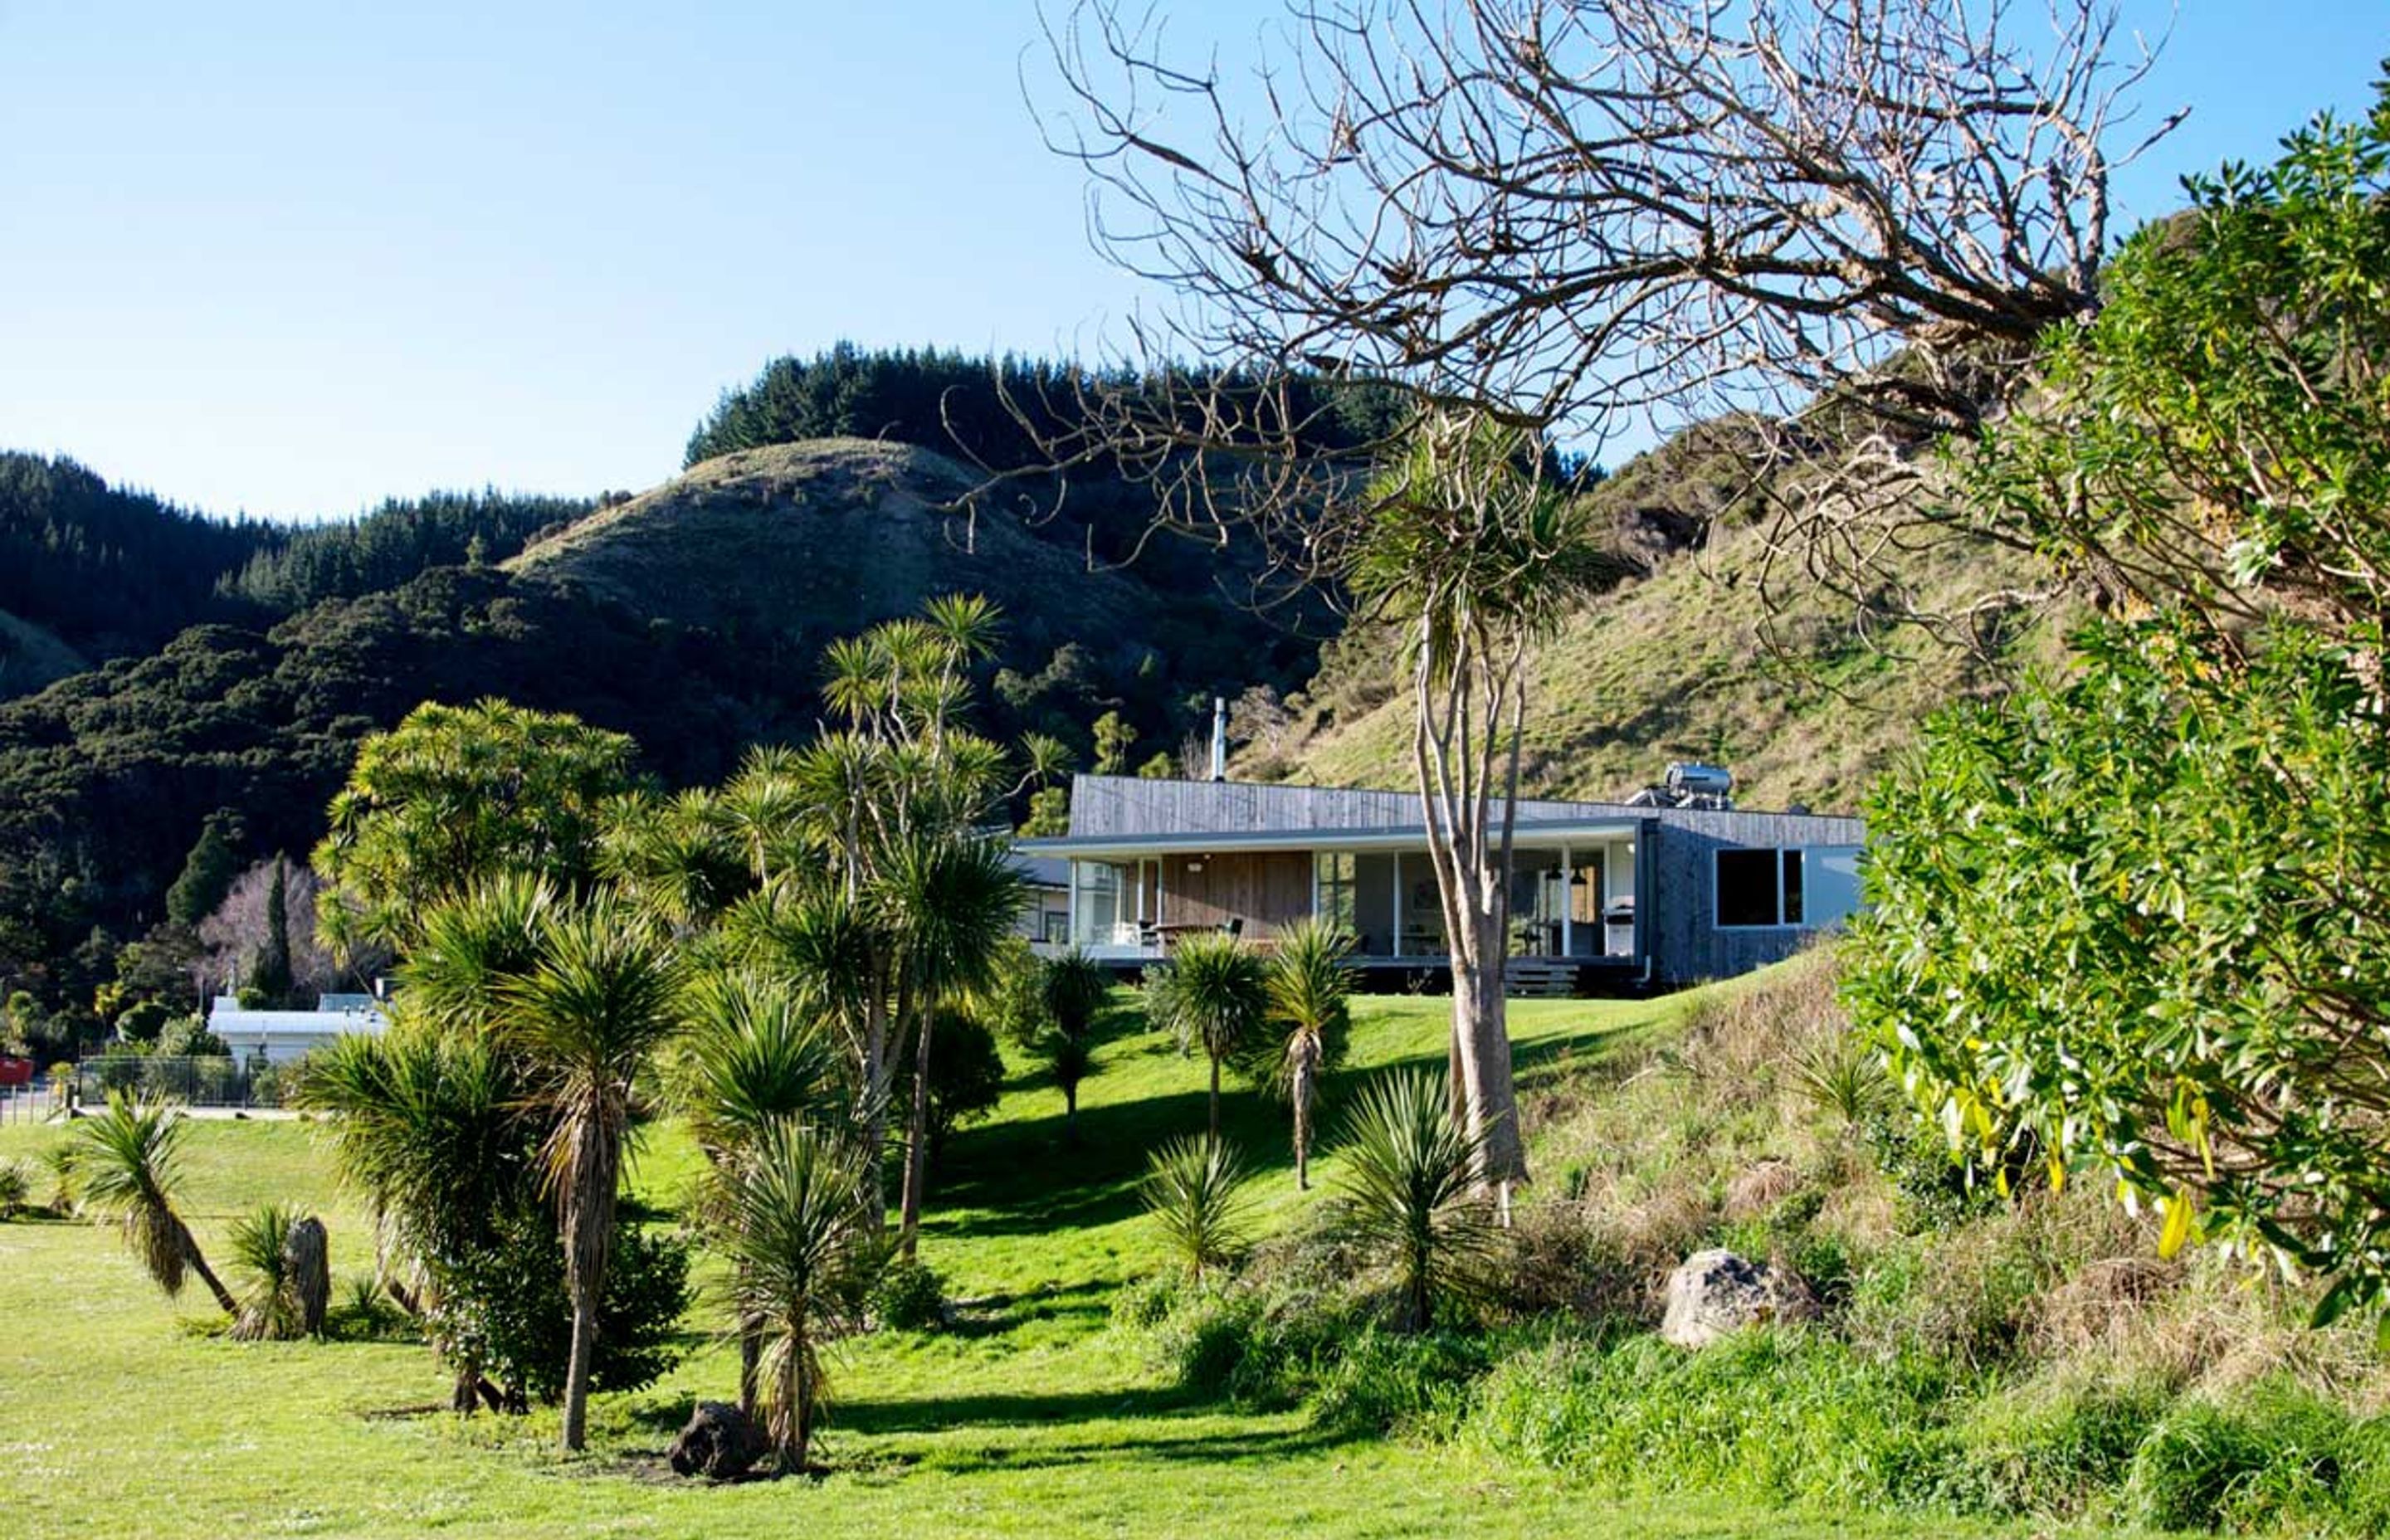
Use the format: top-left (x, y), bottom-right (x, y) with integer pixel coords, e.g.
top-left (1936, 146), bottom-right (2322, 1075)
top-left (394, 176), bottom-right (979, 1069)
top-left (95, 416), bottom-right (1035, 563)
top-left (668, 1400), bottom-right (768, 1480)
top-left (1659, 1248), bottom-right (1819, 1348)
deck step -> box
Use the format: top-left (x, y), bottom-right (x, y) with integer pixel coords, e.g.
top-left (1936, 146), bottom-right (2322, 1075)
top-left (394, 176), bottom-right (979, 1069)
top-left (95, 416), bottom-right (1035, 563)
top-left (1502, 959), bottom-right (1578, 998)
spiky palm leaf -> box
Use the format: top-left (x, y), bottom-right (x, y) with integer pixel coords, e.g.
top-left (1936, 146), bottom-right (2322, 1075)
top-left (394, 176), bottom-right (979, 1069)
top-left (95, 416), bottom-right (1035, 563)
top-left (74, 1092), bottom-right (236, 1313)
top-left (676, 970), bottom-right (848, 1167)
top-left (0, 1157), bottom-right (32, 1219)
top-left (227, 1202), bottom-right (303, 1341)
top-left (716, 1118), bottom-right (881, 1472)
top-left (401, 873), bottom-right (558, 1034)
top-left (497, 892), bottom-right (682, 1451)
top-left (1143, 933), bottom-right (1271, 1140)
top-left (1334, 1070), bottom-right (1500, 1330)
top-left (1261, 919), bottom-right (1354, 1188)
top-left (598, 789), bottom-right (749, 932)
top-left (1139, 1135), bottom-right (1256, 1281)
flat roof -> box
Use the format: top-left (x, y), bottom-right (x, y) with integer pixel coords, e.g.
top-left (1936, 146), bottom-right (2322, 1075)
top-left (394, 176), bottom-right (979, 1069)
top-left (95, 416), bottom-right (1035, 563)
top-left (1017, 818), bottom-right (1643, 862)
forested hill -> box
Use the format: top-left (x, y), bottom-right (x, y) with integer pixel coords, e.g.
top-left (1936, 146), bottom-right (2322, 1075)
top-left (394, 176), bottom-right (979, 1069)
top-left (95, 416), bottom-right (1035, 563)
top-left (0, 453), bottom-right (276, 666)
top-left (508, 436), bottom-right (1319, 723)
top-left (217, 488), bottom-right (595, 614)
top-left (0, 451), bottom-right (594, 700)
top-left (0, 435), bottom-right (1320, 1032)
top-left (685, 344), bottom-right (1414, 472)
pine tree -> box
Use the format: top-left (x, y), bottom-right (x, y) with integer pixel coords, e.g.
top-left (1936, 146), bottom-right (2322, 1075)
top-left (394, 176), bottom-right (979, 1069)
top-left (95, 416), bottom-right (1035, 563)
top-left (251, 859), bottom-right (294, 1006)
top-left (165, 815), bottom-right (240, 929)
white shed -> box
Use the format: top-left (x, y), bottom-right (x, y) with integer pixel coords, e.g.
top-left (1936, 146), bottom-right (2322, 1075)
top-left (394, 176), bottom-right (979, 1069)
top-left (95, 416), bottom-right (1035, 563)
top-left (206, 993), bottom-right (388, 1065)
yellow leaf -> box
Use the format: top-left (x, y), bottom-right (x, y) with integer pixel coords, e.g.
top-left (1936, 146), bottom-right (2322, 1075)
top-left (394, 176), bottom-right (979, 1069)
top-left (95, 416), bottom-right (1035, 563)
top-left (2158, 1190), bottom-right (2197, 1260)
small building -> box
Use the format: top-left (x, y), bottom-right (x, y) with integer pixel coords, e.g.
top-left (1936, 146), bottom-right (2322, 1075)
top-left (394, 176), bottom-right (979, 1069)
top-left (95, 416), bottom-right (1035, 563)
top-left (1017, 772), bottom-right (1865, 990)
top-left (206, 992), bottom-right (388, 1065)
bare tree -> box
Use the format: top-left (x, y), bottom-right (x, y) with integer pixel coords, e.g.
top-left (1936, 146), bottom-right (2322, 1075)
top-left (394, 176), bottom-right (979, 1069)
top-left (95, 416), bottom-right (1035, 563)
top-left (1032, 0), bottom-right (2175, 612)
top-left (1024, 0), bottom-right (2169, 1204)
top-left (200, 857), bottom-right (351, 1002)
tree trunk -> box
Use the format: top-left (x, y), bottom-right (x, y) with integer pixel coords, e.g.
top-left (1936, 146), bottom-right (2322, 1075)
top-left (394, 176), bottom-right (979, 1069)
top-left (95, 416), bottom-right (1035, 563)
top-left (897, 1003), bottom-right (935, 1260)
top-left (1290, 1040), bottom-right (1317, 1191)
top-left (858, 979), bottom-right (893, 1234)
top-left (1408, 619), bottom-right (1529, 1216)
top-left (559, 1127), bottom-right (619, 1454)
top-left (183, 1234), bottom-right (238, 1318)
top-left (1064, 1082), bottom-right (1079, 1143)
top-left (738, 1315), bottom-right (761, 1421)
top-left (789, 1323), bottom-right (814, 1474)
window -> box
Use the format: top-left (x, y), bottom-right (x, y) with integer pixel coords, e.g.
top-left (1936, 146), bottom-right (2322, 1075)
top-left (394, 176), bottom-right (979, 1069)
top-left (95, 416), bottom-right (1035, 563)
top-left (1315, 850), bottom-right (1357, 931)
top-left (1071, 861), bottom-right (1124, 948)
top-left (1714, 845), bottom-right (1862, 928)
top-left (1715, 848), bottom-right (1784, 927)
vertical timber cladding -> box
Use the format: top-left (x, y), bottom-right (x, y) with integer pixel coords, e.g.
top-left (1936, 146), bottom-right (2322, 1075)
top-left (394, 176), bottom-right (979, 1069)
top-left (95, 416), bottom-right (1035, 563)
top-left (1161, 851), bottom-right (1313, 938)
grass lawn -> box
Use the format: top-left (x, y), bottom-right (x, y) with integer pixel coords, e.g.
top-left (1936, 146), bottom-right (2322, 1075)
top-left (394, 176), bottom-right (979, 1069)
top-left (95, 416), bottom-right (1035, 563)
top-left (0, 992), bottom-right (2038, 1538)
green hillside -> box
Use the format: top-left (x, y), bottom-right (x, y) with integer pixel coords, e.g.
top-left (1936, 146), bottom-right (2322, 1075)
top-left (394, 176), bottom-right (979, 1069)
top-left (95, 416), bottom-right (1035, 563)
top-left (510, 438), bottom-right (1164, 663)
top-left (1266, 434), bottom-right (2069, 813)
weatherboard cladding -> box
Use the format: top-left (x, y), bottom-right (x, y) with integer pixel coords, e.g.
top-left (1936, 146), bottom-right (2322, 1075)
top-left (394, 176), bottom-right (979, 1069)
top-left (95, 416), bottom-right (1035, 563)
top-left (1061, 777), bottom-right (1864, 984)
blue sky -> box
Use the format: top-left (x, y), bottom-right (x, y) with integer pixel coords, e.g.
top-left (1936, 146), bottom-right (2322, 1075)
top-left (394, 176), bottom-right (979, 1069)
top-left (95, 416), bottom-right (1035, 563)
top-left (0, 2), bottom-right (2381, 521)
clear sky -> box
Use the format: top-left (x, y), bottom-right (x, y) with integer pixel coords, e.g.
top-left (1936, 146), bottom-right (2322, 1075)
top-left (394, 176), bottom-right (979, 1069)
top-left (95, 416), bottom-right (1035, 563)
top-left (0, 2), bottom-right (2382, 522)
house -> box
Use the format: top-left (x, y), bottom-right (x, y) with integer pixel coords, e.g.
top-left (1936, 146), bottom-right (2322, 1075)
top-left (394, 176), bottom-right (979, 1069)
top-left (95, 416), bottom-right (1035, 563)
top-left (206, 992), bottom-right (388, 1065)
top-left (1011, 852), bottom-right (1072, 953)
top-left (1016, 771), bottom-right (1865, 990)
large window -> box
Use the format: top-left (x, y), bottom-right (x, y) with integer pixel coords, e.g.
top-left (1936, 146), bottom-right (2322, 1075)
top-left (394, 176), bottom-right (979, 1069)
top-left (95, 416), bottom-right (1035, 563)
top-left (1070, 861), bottom-right (1125, 948)
top-left (1715, 845), bottom-right (1863, 928)
top-left (1315, 851), bottom-right (1358, 932)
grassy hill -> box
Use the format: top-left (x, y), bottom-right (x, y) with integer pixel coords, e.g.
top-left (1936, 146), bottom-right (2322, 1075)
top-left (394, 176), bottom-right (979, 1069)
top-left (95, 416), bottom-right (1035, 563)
top-left (1266, 433), bottom-right (2071, 814)
top-left (509, 438), bottom-right (1173, 672)
top-left (507, 436), bottom-right (1324, 687)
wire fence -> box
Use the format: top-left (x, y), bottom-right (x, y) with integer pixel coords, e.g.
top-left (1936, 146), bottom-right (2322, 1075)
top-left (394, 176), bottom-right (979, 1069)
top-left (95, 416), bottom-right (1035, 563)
top-left (0, 1082), bottom-right (63, 1124)
top-left (72, 1053), bottom-right (292, 1110)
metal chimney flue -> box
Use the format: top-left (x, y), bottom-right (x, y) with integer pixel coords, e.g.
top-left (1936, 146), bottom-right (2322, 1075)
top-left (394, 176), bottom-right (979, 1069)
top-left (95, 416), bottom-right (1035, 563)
top-left (1209, 696), bottom-right (1228, 782)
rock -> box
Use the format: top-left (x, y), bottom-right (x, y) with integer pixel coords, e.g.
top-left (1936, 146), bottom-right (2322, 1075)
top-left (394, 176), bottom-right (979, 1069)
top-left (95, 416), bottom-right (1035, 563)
top-left (668, 1400), bottom-right (768, 1480)
top-left (1659, 1248), bottom-right (1819, 1348)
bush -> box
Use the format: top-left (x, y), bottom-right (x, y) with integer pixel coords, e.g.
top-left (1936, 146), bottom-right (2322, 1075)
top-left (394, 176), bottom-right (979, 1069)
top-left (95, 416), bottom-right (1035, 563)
top-left (1110, 1274), bottom-right (1179, 1332)
top-left (325, 1272), bottom-right (409, 1342)
top-left (0, 1157), bottom-right (31, 1219)
top-left (1939, 1379), bottom-right (2169, 1518)
top-left (1139, 1136), bottom-right (1256, 1281)
top-left (2123, 1383), bottom-right (2350, 1533)
top-left (871, 1259), bottom-right (947, 1333)
top-left (1466, 1328), bottom-right (1960, 1512)
top-left (428, 1208), bottom-right (692, 1404)
top-left (1307, 1325), bottom-right (1490, 1436)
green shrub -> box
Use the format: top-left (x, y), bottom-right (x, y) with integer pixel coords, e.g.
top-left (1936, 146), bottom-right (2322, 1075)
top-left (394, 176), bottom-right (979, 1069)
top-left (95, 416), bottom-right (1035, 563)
top-left (2123, 1383), bottom-right (2349, 1533)
top-left (1467, 1328), bottom-right (1962, 1512)
top-left (1110, 1274), bottom-right (1178, 1332)
top-left (1307, 1325), bottom-right (1490, 1436)
top-left (871, 1259), bottom-right (947, 1333)
top-left (1145, 1278), bottom-right (1376, 1410)
top-left (325, 1272), bottom-right (408, 1342)
top-left (1139, 1136), bottom-right (1256, 1281)
top-left (0, 1158), bottom-right (31, 1219)
top-left (1939, 1380), bottom-right (2169, 1518)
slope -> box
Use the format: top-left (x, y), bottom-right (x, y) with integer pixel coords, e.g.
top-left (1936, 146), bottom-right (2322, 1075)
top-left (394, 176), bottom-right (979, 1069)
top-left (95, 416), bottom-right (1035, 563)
top-left (506, 436), bottom-right (1311, 697)
top-left (1270, 432), bottom-right (2069, 814)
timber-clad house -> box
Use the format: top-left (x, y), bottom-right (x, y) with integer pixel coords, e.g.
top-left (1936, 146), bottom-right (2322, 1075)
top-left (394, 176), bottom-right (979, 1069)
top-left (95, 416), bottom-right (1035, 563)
top-left (1017, 773), bottom-right (1867, 991)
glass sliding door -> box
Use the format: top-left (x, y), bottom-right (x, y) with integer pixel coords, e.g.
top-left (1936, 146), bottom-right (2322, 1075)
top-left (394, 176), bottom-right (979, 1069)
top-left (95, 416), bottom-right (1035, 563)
top-left (1508, 850), bottom-right (1565, 956)
top-left (1069, 860), bottom-right (1129, 949)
